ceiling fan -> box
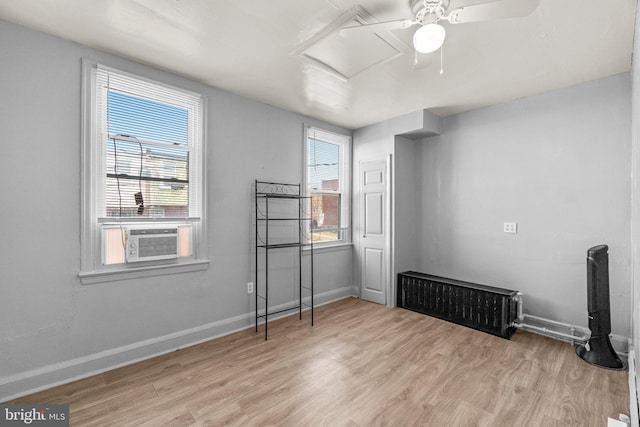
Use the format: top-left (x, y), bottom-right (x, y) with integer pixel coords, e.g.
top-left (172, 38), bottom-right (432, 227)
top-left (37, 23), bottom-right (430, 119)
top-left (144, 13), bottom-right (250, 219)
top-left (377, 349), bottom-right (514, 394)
top-left (341, 0), bottom-right (539, 56)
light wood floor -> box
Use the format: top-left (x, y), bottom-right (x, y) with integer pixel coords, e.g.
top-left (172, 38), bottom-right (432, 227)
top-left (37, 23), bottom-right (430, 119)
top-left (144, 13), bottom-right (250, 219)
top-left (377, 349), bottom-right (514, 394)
top-left (10, 298), bottom-right (629, 426)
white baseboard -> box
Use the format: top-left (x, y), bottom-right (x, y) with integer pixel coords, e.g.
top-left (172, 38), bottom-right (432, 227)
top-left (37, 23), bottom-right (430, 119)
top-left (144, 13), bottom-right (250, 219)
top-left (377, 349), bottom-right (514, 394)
top-left (0, 285), bottom-right (358, 402)
top-left (612, 334), bottom-right (631, 356)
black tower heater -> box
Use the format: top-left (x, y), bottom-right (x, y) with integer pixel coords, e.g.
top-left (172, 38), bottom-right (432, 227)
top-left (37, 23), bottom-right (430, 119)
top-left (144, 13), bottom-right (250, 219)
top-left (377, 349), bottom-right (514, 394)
top-left (575, 245), bottom-right (625, 370)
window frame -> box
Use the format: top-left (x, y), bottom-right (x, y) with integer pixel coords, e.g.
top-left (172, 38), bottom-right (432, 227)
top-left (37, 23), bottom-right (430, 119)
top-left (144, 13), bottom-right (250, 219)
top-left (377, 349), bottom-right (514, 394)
top-left (79, 59), bottom-right (209, 284)
top-left (303, 125), bottom-right (352, 248)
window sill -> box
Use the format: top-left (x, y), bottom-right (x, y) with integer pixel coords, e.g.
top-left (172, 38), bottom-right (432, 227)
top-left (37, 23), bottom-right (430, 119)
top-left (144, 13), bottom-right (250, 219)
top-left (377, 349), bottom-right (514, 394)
top-left (79, 259), bottom-right (210, 285)
top-left (303, 242), bottom-right (353, 254)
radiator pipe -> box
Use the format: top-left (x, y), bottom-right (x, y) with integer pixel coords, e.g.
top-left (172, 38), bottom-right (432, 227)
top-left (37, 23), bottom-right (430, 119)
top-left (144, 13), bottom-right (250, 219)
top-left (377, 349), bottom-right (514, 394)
top-left (514, 292), bottom-right (524, 322)
top-left (510, 293), bottom-right (589, 345)
top-left (521, 313), bottom-right (589, 333)
top-left (512, 321), bottom-right (589, 345)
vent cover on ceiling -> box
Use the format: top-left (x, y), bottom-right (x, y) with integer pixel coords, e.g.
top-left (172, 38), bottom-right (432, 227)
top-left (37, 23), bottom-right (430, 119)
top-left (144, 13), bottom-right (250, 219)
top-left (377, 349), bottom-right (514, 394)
top-left (291, 6), bottom-right (411, 80)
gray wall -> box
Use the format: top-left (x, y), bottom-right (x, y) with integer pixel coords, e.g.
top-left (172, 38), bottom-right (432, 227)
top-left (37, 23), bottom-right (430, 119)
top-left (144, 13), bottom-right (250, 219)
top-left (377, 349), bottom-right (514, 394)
top-left (0, 19), bottom-right (353, 400)
top-left (417, 73), bottom-right (632, 337)
top-left (393, 136), bottom-right (421, 284)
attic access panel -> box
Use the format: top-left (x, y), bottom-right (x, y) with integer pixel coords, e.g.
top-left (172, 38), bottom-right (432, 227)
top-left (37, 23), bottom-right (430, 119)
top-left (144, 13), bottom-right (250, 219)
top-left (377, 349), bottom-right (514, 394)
top-left (291, 6), bottom-right (411, 80)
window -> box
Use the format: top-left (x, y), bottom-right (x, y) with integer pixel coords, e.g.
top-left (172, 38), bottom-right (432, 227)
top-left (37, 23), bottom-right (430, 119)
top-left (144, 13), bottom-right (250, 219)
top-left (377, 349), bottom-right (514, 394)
top-left (80, 60), bottom-right (208, 283)
top-left (304, 126), bottom-right (351, 245)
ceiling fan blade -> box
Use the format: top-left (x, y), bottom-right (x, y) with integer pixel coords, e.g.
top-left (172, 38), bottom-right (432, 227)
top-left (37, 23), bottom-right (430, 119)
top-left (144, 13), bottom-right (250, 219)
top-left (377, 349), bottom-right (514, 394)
top-left (339, 19), bottom-right (414, 36)
top-left (448, 0), bottom-right (539, 24)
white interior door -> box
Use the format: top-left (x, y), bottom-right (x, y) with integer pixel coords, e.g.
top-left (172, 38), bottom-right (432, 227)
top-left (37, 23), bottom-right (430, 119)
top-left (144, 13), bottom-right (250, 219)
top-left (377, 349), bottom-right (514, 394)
top-left (360, 159), bottom-right (388, 305)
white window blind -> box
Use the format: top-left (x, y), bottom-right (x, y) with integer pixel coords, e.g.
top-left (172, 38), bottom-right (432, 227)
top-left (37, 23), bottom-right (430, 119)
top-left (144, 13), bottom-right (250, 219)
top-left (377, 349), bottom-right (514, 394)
top-left (95, 66), bottom-right (203, 220)
top-left (308, 136), bottom-right (340, 192)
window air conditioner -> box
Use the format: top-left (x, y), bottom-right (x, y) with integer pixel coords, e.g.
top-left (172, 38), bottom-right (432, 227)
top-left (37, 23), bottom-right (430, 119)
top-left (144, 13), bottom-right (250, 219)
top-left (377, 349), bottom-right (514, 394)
top-left (125, 226), bottom-right (178, 263)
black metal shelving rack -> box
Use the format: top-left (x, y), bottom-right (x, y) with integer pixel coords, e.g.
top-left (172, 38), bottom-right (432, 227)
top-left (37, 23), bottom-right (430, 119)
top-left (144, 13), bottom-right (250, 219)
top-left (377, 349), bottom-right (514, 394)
top-left (254, 180), bottom-right (314, 340)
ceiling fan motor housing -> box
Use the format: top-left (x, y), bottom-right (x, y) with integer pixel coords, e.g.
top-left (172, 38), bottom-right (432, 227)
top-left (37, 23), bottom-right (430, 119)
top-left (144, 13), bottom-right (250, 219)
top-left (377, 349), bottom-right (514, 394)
top-left (411, 0), bottom-right (448, 23)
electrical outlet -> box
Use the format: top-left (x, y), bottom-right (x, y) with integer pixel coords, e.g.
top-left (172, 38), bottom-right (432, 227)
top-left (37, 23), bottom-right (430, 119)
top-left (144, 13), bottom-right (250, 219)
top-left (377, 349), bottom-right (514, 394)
top-left (247, 282), bottom-right (254, 294)
top-left (503, 222), bottom-right (518, 234)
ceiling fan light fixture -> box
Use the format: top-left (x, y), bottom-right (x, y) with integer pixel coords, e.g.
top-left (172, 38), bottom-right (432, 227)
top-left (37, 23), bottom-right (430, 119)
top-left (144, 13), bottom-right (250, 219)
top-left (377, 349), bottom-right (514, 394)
top-left (413, 23), bottom-right (445, 53)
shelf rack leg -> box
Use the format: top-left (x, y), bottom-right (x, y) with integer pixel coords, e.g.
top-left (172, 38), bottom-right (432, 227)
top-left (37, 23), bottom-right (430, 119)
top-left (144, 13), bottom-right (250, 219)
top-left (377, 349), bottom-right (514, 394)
top-left (255, 181), bottom-right (258, 333)
top-left (265, 195), bottom-right (269, 340)
top-left (311, 230), bottom-right (314, 327)
top-left (298, 191), bottom-right (303, 321)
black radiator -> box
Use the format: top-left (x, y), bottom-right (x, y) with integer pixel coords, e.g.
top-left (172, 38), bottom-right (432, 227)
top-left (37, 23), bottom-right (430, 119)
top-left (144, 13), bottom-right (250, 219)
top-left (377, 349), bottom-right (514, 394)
top-left (397, 271), bottom-right (519, 339)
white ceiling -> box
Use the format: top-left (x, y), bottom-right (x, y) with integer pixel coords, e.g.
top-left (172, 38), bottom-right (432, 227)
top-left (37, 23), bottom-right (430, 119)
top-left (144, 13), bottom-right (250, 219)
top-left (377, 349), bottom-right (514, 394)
top-left (0, 0), bottom-right (635, 129)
